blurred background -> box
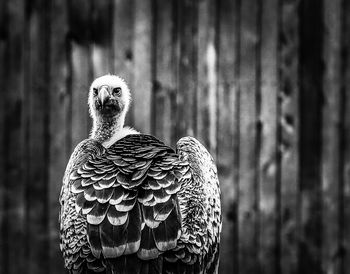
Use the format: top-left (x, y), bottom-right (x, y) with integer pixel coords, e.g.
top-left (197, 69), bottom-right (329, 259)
top-left (0, 0), bottom-right (350, 273)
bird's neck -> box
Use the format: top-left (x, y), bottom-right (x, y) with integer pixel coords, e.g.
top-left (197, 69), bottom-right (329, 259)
top-left (90, 114), bottom-right (125, 146)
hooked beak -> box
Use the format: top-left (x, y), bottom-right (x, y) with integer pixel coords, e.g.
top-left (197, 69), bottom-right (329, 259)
top-left (98, 87), bottom-right (110, 107)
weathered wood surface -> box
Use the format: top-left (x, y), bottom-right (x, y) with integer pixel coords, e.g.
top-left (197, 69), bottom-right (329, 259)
top-left (0, 1), bottom-right (6, 270)
top-left (259, 0), bottom-right (278, 273)
top-left (0, 1), bottom-right (350, 273)
top-left (3, 0), bottom-right (26, 273)
top-left (342, 1), bottom-right (350, 273)
top-left (299, 1), bottom-right (323, 273)
top-left (322, 1), bottom-right (342, 274)
top-left (216, 0), bottom-right (239, 272)
top-left (238, 0), bottom-right (259, 273)
top-left (153, 0), bottom-right (178, 146)
top-left (279, 1), bottom-right (300, 273)
top-left (27, 1), bottom-right (51, 273)
top-left (48, 0), bottom-right (69, 272)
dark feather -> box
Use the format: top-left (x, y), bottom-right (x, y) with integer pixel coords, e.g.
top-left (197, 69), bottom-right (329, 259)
top-left (152, 206), bottom-right (181, 252)
top-left (138, 188), bottom-right (154, 204)
top-left (72, 180), bottom-right (84, 193)
top-left (125, 203), bottom-right (142, 254)
top-left (111, 158), bottom-right (129, 167)
top-left (116, 172), bottom-right (129, 186)
top-left (98, 177), bottom-right (116, 188)
top-left (95, 188), bottom-right (114, 203)
top-left (87, 203), bottom-right (110, 225)
top-left (91, 173), bottom-right (106, 181)
top-left (106, 205), bottom-right (128, 225)
top-left (84, 187), bottom-right (96, 201)
top-left (109, 186), bottom-right (125, 205)
top-left (87, 225), bottom-right (102, 258)
top-left (75, 193), bottom-right (85, 213)
top-left (164, 181), bottom-right (181, 195)
top-left (100, 217), bottom-right (128, 258)
top-left (148, 178), bottom-right (161, 190)
top-left (138, 226), bottom-right (160, 260)
top-left (153, 198), bottom-right (175, 222)
top-left (153, 188), bottom-right (171, 203)
top-left (142, 205), bottom-right (159, 229)
top-left (156, 177), bottom-right (172, 188)
top-left (81, 178), bottom-right (94, 187)
top-left (115, 198), bottom-right (137, 212)
top-left (82, 200), bottom-right (95, 215)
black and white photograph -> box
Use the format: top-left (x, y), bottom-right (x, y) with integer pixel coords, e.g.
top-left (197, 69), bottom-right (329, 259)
top-left (0, 0), bottom-right (349, 273)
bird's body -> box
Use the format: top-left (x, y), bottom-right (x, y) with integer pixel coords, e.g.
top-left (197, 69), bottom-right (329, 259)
top-left (59, 75), bottom-right (221, 274)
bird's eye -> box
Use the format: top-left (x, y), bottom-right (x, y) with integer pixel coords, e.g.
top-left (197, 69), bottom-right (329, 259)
top-left (93, 88), bottom-right (98, 96)
top-left (113, 87), bottom-right (121, 96)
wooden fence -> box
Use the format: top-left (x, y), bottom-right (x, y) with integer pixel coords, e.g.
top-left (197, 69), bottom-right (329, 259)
top-left (0, 0), bottom-right (350, 273)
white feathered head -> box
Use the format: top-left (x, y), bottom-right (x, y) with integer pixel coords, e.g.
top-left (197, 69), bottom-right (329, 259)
top-left (88, 74), bottom-right (131, 120)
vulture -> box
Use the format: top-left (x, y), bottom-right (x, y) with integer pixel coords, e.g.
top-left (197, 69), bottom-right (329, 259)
top-left (59, 75), bottom-right (222, 274)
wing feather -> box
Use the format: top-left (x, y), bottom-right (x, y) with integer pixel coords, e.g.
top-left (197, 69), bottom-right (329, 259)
top-left (61, 134), bottom-right (185, 273)
top-left (87, 203), bottom-right (109, 225)
top-left (174, 136), bottom-right (222, 272)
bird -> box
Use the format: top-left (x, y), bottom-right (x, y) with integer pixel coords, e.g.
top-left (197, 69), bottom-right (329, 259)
top-left (59, 74), bottom-right (222, 274)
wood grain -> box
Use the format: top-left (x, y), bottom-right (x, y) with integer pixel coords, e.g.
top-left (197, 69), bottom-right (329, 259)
top-left (176, 0), bottom-right (198, 139)
top-left (322, 0), bottom-right (342, 273)
top-left (196, 0), bottom-right (217, 154)
top-left (238, 0), bottom-right (259, 273)
top-left (27, 0), bottom-right (51, 272)
top-left (3, 0), bottom-right (27, 273)
top-left (70, 43), bottom-right (91, 145)
top-left (259, 0), bottom-right (278, 273)
top-left (0, 0), bottom-right (7, 271)
top-left (342, 0), bottom-right (350, 272)
top-left (91, 0), bottom-right (113, 76)
top-left (48, 0), bottom-right (70, 272)
top-left (112, 0), bottom-right (135, 127)
top-left (133, 0), bottom-right (152, 134)
top-left (0, 1), bottom-right (349, 273)
top-left (153, 0), bottom-right (177, 146)
top-left (279, 1), bottom-right (300, 274)
top-left (299, 1), bottom-right (323, 273)
top-left (216, 0), bottom-right (239, 272)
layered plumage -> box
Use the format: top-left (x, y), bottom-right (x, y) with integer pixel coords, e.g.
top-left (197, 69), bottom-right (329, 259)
top-left (59, 75), bottom-right (222, 274)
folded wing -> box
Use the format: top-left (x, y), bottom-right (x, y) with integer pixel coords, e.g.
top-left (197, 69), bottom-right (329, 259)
top-left (62, 135), bottom-right (185, 273)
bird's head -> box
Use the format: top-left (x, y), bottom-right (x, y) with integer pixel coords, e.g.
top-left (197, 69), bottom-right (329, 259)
top-left (88, 74), bottom-right (131, 122)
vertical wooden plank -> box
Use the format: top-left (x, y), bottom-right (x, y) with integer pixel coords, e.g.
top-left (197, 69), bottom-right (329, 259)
top-left (279, 1), bottom-right (299, 273)
top-left (0, 0), bottom-right (7, 271)
top-left (0, 47), bottom-right (4, 274)
top-left (217, 0), bottom-right (239, 272)
top-left (196, 0), bottom-right (217, 154)
top-left (91, 0), bottom-right (113, 77)
top-left (91, 45), bottom-right (110, 77)
top-left (153, 0), bottom-right (177, 145)
top-left (176, 0), bottom-right (198, 139)
top-left (27, 0), bottom-right (50, 273)
top-left (298, 1), bottom-right (323, 273)
top-left (113, 0), bottom-right (135, 126)
top-left (322, 0), bottom-right (342, 273)
top-left (90, 0), bottom-right (113, 132)
top-left (342, 0), bottom-right (350, 271)
top-left (238, 0), bottom-right (259, 273)
top-left (70, 43), bottom-right (91, 144)
top-left (69, 0), bottom-right (93, 144)
top-left (3, 0), bottom-right (26, 273)
top-left (132, 0), bottom-right (152, 134)
top-left (259, 0), bottom-right (278, 273)
top-left (48, 0), bottom-right (69, 272)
